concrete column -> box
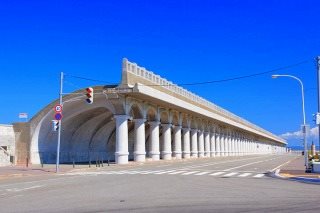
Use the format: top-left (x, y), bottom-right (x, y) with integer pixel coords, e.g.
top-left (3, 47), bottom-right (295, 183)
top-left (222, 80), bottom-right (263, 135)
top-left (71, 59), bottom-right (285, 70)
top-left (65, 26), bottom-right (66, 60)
top-left (161, 123), bottom-right (172, 160)
top-left (182, 128), bottom-right (191, 158)
top-left (234, 136), bottom-right (239, 156)
top-left (191, 129), bottom-right (198, 158)
top-left (114, 115), bottom-right (130, 164)
top-left (215, 133), bottom-right (221, 156)
top-left (225, 134), bottom-right (230, 157)
top-left (240, 137), bottom-right (244, 156)
top-left (198, 130), bottom-right (205, 158)
top-left (134, 119), bottom-right (146, 162)
top-left (210, 132), bottom-right (216, 157)
top-left (149, 121), bottom-right (160, 161)
top-left (204, 131), bottom-right (211, 157)
top-left (244, 139), bottom-right (248, 155)
top-left (231, 134), bottom-right (235, 156)
top-left (220, 133), bottom-right (225, 156)
top-left (173, 125), bottom-right (182, 159)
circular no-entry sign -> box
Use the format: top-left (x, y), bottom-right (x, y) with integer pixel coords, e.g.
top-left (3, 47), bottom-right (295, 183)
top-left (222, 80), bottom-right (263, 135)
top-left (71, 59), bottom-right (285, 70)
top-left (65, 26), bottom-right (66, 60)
top-left (54, 104), bottom-right (63, 113)
top-left (54, 112), bottom-right (63, 121)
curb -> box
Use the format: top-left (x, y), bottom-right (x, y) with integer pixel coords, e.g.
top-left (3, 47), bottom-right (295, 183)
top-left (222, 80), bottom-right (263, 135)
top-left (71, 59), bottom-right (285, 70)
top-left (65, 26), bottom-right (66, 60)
top-left (268, 169), bottom-right (320, 185)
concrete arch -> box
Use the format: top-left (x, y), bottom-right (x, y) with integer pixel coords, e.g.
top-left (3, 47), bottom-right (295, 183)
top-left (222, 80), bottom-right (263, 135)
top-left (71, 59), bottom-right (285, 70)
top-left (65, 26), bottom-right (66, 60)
top-left (128, 103), bottom-right (144, 119)
top-left (160, 109), bottom-right (170, 124)
top-left (146, 105), bottom-right (158, 121)
top-left (30, 94), bottom-right (118, 164)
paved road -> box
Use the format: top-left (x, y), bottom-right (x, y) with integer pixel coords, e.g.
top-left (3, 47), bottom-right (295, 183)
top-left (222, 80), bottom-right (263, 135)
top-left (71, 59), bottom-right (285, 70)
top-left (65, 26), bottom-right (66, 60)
top-left (1, 154), bottom-right (319, 212)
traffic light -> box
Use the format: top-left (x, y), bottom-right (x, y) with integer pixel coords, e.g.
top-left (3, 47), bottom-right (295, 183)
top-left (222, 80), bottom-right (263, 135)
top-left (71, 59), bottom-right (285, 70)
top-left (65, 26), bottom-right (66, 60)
top-left (85, 87), bottom-right (94, 104)
top-left (52, 120), bottom-right (59, 131)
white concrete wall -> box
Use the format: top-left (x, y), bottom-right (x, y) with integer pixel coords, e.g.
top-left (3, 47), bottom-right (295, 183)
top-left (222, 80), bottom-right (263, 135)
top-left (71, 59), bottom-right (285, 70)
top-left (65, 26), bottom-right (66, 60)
top-left (0, 124), bottom-right (15, 166)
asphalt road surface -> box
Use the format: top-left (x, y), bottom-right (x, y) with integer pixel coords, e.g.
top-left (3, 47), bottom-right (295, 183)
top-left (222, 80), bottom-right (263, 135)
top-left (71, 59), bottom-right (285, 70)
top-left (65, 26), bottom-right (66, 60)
top-left (1, 154), bottom-right (319, 213)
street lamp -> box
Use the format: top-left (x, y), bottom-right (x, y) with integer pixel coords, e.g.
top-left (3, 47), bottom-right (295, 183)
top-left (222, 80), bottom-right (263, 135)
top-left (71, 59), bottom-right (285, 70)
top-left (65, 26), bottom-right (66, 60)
top-left (272, 74), bottom-right (309, 169)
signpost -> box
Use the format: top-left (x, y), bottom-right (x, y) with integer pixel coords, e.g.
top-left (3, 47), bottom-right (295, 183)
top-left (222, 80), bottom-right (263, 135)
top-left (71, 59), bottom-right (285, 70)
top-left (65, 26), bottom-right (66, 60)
top-left (56, 72), bottom-right (64, 173)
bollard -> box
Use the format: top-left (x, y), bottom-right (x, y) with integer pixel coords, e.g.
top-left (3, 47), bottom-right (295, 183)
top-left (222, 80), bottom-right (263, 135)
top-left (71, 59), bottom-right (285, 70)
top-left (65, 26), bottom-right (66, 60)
top-left (96, 159), bottom-right (98, 167)
top-left (107, 159), bottom-right (110, 166)
top-left (41, 162), bottom-right (44, 168)
top-left (26, 157), bottom-right (29, 168)
top-left (101, 159), bottom-right (104, 167)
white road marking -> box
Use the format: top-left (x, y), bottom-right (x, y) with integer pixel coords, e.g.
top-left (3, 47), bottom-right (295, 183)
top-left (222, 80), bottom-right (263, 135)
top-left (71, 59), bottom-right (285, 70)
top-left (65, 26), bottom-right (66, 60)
top-left (224, 160), bottom-right (265, 171)
top-left (210, 172), bottom-right (225, 176)
top-left (154, 170), bottom-right (176, 174)
top-left (143, 170), bottom-right (165, 174)
top-left (194, 172), bottom-right (210, 176)
top-left (137, 170), bottom-right (154, 174)
top-left (181, 171), bottom-right (199, 175)
top-left (238, 173), bottom-right (251, 177)
top-left (253, 174), bottom-right (265, 178)
top-left (223, 172), bottom-right (238, 177)
top-left (168, 171), bottom-right (186, 175)
top-left (270, 157), bottom-right (298, 172)
top-left (177, 155), bottom-right (272, 170)
top-left (6, 185), bottom-right (44, 192)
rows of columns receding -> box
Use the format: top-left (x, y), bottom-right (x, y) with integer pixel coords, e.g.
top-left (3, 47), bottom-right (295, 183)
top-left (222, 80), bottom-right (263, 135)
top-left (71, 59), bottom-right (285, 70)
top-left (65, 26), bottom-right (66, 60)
top-left (114, 115), bottom-right (286, 164)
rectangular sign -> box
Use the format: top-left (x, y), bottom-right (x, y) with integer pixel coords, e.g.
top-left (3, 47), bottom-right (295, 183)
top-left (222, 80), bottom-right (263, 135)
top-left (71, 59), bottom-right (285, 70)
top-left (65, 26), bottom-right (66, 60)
top-left (19, 113), bottom-right (28, 119)
top-left (104, 87), bottom-right (133, 93)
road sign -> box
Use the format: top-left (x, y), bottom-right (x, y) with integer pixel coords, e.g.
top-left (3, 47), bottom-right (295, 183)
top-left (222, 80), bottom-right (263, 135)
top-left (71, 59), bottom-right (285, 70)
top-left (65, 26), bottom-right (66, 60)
top-left (54, 104), bottom-right (63, 113)
top-left (54, 112), bottom-right (63, 120)
top-left (19, 113), bottom-right (28, 119)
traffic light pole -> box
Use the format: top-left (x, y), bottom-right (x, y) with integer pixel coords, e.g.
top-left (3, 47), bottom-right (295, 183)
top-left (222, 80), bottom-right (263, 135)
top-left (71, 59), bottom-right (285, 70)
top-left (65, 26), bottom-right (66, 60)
top-left (317, 56), bottom-right (320, 153)
top-left (56, 72), bottom-right (64, 173)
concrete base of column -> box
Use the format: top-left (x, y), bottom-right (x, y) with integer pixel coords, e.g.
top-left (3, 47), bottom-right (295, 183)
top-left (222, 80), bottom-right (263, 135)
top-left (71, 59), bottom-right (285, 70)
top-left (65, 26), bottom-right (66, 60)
top-left (150, 152), bottom-right (160, 161)
top-left (191, 151), bottom-right (198, 158)
top-left (198, 152), bottom-right (205, 158)
top-left (134, 152), bottom-right (146, 162)
top-left (115, 152), bottom-right (129, 164)
top-left (161, 151), bottom-right (172, 160)
top-left (210, 152), bottom-right (216, 157)
top-left (205, 152), bottom-right (210, 157)
top-left (173, 152), bottom-right (182, 159)
top-left (183, 152), bottom-right (191, 159)
top-left (215, 152), bottom-right (221, 157)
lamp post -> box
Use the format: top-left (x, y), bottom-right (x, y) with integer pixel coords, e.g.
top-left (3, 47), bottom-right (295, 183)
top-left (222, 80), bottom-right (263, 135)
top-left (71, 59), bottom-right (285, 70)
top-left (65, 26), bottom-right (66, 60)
top-left (272, 74), bottom-right (309, 169)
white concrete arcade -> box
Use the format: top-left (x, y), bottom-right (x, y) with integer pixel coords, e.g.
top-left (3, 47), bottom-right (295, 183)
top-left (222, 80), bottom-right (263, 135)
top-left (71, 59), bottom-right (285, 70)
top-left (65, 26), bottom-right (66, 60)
top-left (26, 58), bottom-right (287, 165)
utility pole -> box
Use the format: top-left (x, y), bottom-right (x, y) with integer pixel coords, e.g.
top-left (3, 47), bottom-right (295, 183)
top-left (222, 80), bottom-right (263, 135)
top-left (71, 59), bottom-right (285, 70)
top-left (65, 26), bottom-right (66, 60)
top-left (317, 56), bottom-right (320, 153)
top-left (56, 72), bottom-right (64, 173)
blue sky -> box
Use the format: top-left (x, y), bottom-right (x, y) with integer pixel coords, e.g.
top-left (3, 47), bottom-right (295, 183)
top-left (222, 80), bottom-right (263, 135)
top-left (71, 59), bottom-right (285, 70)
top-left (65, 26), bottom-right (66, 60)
top-left (1, 0), bottom-right (319, 148)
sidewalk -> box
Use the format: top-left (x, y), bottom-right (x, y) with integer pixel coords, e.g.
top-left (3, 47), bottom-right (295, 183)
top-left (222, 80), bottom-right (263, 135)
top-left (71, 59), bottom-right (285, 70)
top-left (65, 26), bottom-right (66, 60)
top-left (276, 155), bottom-right (320, 184)
top-left (0, 164), bottom-right (98, 180)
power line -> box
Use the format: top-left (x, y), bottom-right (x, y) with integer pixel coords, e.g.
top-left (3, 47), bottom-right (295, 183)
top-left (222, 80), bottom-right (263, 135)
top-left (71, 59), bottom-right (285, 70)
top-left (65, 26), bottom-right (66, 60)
top-left (65, 74), bottom-right (116, 84)
top-left (64, 59), bottom-right (310, 87)
top-left (145, 60), bottom-right (310, 86)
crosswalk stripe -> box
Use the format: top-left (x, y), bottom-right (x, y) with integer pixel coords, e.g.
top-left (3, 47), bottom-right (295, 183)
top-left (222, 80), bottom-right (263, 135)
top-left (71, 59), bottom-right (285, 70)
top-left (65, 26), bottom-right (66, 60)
top-left (168, 171), bottom-right (186, 175)
top-left (238, 173), bottom-right (251, 177)
top-left (154, 170), bottom-right (176, 174)
top-left (195, 172), bottom-right (210, 176)
top-left (223, 172), bottom-right (238, 177)
top-left (125, 171), bottom-right (141, 174)
top-left (210, 172), bottom-right (225, 176)
top-left (148, 170), bottom-right (166, 174)
top-left (139, 171), bottom-right (154, 175)
top-left (253, 174), bottom-right (265, 178)
top-left (181, 171), bottom-right (199, 175)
